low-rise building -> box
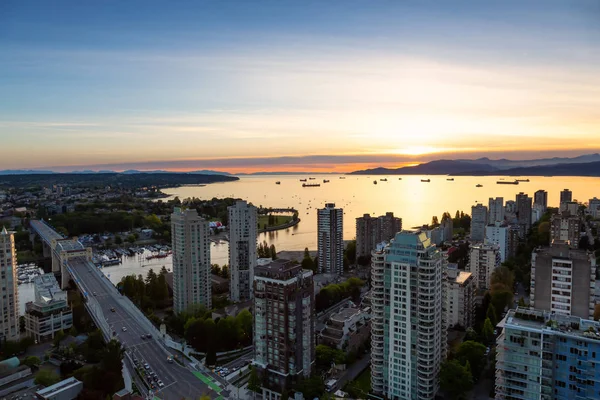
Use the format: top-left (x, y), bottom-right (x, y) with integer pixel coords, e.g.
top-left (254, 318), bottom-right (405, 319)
top-left (36, 377), bottom-right (83, 400)
top-left (445, 264), bottom-right (475, 329)
top-left (24, 274), bottom-right (73, 343)
top-left (319, 307), bottom-right (371, 353)
top-left (496, 307), bottom-right (600, 400)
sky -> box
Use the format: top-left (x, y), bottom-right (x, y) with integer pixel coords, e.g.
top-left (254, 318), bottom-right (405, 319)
top-left (1, 1), bottom-right (600, 173)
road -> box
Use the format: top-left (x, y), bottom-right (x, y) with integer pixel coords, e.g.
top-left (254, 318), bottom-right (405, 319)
top-left (68, 257), bottom-right (225, 400)
top-left (333, 354), bottom-right (370, 392)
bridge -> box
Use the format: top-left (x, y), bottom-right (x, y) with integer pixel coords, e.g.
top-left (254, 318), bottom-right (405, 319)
top-left (30, 220), bottom-right (227, 399)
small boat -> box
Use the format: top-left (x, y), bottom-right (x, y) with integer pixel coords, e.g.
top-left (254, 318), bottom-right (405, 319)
top-left (380, 178), bottom-right (387, 182)
top-left (323, 179), bottom-right (330, 183)
top-left (309, 177), bottom-right (316, 180)
top-left (398, 178), bottom-right (402, 180)
top-left (275, 181), bottom-right (281, 185)
top-left (497, 180), bottom-right (519, 185)
top-left (476, 184), bottom-right (483, 187)
top-left (339, 177), bottom-right (346, 179)
top-left (421, 179), bottom-right (430, 183)
top-left (446, 178), bottom-right (454, 181)
top-left (300, 179), bottom-right (307, 182)
top-left (516, 179), bottom-right (530, 182)
top-left (373, 180), bottom-right (378, 185)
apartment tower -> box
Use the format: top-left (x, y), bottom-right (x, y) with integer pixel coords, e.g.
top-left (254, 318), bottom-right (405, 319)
top-left (254, 259), bottom-right (314, 398)
top-left (355, 212), bottom-right (402, 258)
top-left (534, 189), bottom-right (548, 213)
top-left (171, 208), bottom-right (211, 313)
top-left (317, 203), bottom-right (343, 275)
top-left (228, 200), bottom-right (258, 302)
top-left (515, 192), bottom-right (532, 238)
top-left (371, 231), bottom-right (445, 400)
top-left (470, 204), bottom-right (488, 242)
top-left (469, 243), bottom-right (501, 290)
top-left (488, 197), bottom-right (505, 224)
top-left (0, 228), bottom-right (19, 341)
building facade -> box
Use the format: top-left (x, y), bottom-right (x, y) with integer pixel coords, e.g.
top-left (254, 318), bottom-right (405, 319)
top-left (371, 231), bottom-right (445, 400)
top-left (550, 213), bottom-right (582, 248)
top-left (534, 190), bottom-right (548, 213)
top-left (530, 242), bottom-right (596, 319)
top-left (319, 307), bottom-right (371, 353)
top-left (24, 274), bottom-right (72, 343)
top-left (228, 200), bottom-right (258, 302)
top-left (445, 264), bottom-right (475, 329)
top-left (253, 259), bottom-right (314, 398)
top-left (471, 204), bottom-right (488, 242)
top-left (171, 208), bottom-right (211, 313)
top-left (488, 197), bottom-right (505, 224)
top-left (469, 243), bottom-right (501, 290)
top-left (516, 192), bottom-right (532, 238)
top-left (317, 203), bottom-right (344, 275)
top-left (495, 307), bottom-right (600, 400)
top-left (589, 197), bottom-right (600, 219)
top-left (485, 222), bottom-right (509, 263)
top-left (356, 212), bottom-right (402, 258)
top-left (560, 188), bottom-right (573, 206)
top-left (0, 228), bottom-right (19, 341)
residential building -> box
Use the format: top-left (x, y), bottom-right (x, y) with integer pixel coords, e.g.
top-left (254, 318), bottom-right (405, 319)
top-left (470, 204), bottom-right (488, 242)
top-left (550, 213), bottom-right (582, 248)
top-left (516, 192), bottom-right (532, 238)
top-left (445, 264), bottom-right (475, 329)
top-left (254, 259), bottom-right (314, 398)
top-left (371, 231), bottom-right (445, 400)
top-left (485, 222), bottom-right (509, 262)
top-left (505, 200), bottom-right (516, 215)
top-left (317, 203), bottom-right (343, 275)
top-left (530, 241), bottom-right (596, 319)
top-left (589, 197), bottom-right (600, 219)
top-left (507, 225), bottom-right (521, 259)
top-left (228, 200), bottom-right (258, 302)
top-left (534, 190), bottom-right (548, 213)
top-left (440, 216), bottom-right (453, 242)
top-left (355, 212), bottom-right (402, 258)
top-left (531, 204), bottom-right (544, 225)
top-left (495, 307), bottom-right (600, 400)
top-left (319, 307), bottom-right (371, 353)
top-left (560, 188), bottom-right (572, 206)
top-left (469, 243), bottom-right (501, 290)
top-left (24, 274), bottom-right (73, 343)
top-left (488, 197), bottom-right (505, 224)
top-left (560, 201), bottom-right (579, 215)
top-left (0, 227), bottom-right (19, 341)
top-left (171, 208), bottom-right (211, 313)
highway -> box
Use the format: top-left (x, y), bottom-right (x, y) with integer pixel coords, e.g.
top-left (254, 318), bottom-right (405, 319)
top-left (68, 257), bottom-right (225, 399)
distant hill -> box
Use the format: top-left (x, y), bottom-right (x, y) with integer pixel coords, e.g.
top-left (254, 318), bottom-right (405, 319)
top-left (350, 160), bottom-right (499, 175)
top-left (455, 153), bottom-right (600, 170)
top-left (0, 169), bottom-right (55, 175)
top-left (453, 160), bottom-right (600, 177)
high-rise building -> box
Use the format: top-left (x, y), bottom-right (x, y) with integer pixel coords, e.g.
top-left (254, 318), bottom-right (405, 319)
top-left (440, 215), bottom-right (453, 242)
top-left (534, 189), bottom-right (548, 213)
top-left (485, 222), bottom-right (509, 262)
top-left (317, 203), bottom-right (343, 275)
top-left (469, 243), bottom-right (501, 290)
top-left (371, 231), bottom-right (445, 400)
top-left (590, 197), bottom-right (600, 219)
top-left (171, 208), bottom-right (211, 313)
top-left (530, 241), bottom-right (596, 319)
top-left (505, 200), bottom-right (516, 215)
top-left (531, 203), bottom-right (545, 225)
top-left (507, 225), bottom-right (521, 259)
top-left (445, 264), bottom-right (475, 329)
top-left (470, 204), bottom-right (488, 242)
top-left (515, 192), bottom-right (532, 238)
top-left (228, 200), bottom-right (258, 302)
top-left (355, 212), bottom-right (402, 258)
top-left (550, 214), bottom-right (582, 248)
top-left (488, 197), bottom-right (505, 224)
top-left (496, 307), bottom-right (600, 400)
top-left (254, 259), bottom-right (314, 398)
top-left (560, 188), bottom-right (573, 206)
top-left (24, 274), bottom-right (73, 343)
top-left (0, 228), bottom-right (19, 341)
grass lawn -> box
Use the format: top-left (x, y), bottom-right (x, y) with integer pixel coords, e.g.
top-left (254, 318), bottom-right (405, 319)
top-left (353, 366), bottom-right (371, 394)
top-left (257, 214), bottom-right (292, 228)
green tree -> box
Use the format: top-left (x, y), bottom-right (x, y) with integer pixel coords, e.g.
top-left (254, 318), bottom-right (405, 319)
top-left (518, 297), bottom-right (526, 307)
top-left (53, 329), bottom-right (65, 348)
top-left (69, 326), bottom-right (78, 337)
top-left (456, 341), bottom-right (487, 381)
top-left (114, 235), bottom-right (123, 245)
top-left (301, 250), bottom-right (315, 272)
top-left (482, 318), bottom-right (495, 344)
top-left (315, 344), bottom-right (346, 370)
top-left (34, 368), bottom-right (61, 386)
top-left (345, 240), bottom-right (356, 265)
top-left (296, 375), bottom-right (326, 399)
top-left (248, 367), bottom-right (262, 394)
top-left (236, 309), bottom-right (253, 346)
top-left (205, 348), bottom-right (217, 366)
top-left (486, 303), bottom-right (498, 326)
top-left (270, 244), bottom-right (277, 260)
top-left (440, 359), bottom-right (473, 400)
top-left (23, 356), bottom-right (42, 368)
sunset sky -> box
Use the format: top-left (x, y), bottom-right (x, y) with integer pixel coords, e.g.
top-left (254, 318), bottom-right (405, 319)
top-left (1, 1), bottom-right (599, 172)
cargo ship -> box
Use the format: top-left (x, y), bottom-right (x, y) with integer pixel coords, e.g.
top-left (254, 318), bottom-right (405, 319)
top-left (302, 183), bottom-right (320, 187)
top-left (497, 180), bottom-right (519, 185)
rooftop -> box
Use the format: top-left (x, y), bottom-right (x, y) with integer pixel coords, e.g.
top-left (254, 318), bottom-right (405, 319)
top-left (504, 307), bottom-right (600, 341)
top-left (33, 273), bottom-right (65, 304)
top-left (534, 243), bottom-right (593, 261)
top-left (330, 307), bottom-right (363, 322)
top-left (36, 377), bottom-right (82, 398)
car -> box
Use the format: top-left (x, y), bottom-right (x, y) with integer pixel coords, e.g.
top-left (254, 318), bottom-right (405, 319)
top-left (110, 307), bottom-right (116, 312)
top-left (158, 381), bottom-right (164, 388)
top-left (93, 292), bottom-right (97, 296)
top-left (146, 334), bottom-right (152, 339)
top-left (141, 335), bottom-right (146, 340)
top-left (122, 327), bottom-right (127, 332)
top-left (144, 364), bottom-right (150, 370)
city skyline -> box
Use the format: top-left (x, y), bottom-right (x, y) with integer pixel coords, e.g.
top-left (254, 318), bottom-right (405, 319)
top-left (2, 1), bottom-right (600, 172)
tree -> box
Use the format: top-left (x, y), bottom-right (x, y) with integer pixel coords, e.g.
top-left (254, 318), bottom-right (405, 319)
top-left (315, 344), bottom-right (346, 370)
top-left (296, 375), bottom-right (326, 400)
top-left (205, 348), bottom-right (217, 366)
top-left (518, 297), bottom-right (526, 307)
top-left (345, 240), bottom-right (357, 265)
top-left (456, 341), bottom-right (487, 381)
top-left (35, 369), bottom-right (61, 386)
top-left (439, 359), bottom-right (473, 399)
top-left (270, 244), bottom-right (277, 260)
top-left (486, 303), bottom-right (498, 326)
top-left (114, 235), bottom-right (123, 245)
top-left (248, 367), bottom-right (262, 394)
top-left (23, 356), bottom-right (41, 368)
top-left (53, 329), bottom-right (65, 348)
top-left (482, 318), bottom-right (495, 344)
top-left (490, 266), bottom-right (515, 289)
top-left (69, 326), bottom-right (78, 337)
top-left (431, 215), bottom-right (439, 227)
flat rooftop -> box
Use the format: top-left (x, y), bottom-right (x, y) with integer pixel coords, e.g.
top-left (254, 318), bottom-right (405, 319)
top-left (36, 377), bottom-right (82, 397)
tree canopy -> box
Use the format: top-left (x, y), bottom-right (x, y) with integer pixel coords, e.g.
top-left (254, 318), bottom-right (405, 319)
top-left (440, 359), bottom-right (473, 400)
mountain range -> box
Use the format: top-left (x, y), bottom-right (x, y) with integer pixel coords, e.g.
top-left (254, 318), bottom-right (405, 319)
top-left (350, 153), bottom-right (600, 176)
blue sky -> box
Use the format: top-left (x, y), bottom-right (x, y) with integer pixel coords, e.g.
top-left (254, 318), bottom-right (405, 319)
top-left (1, 1), bottom-right (599, 171)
